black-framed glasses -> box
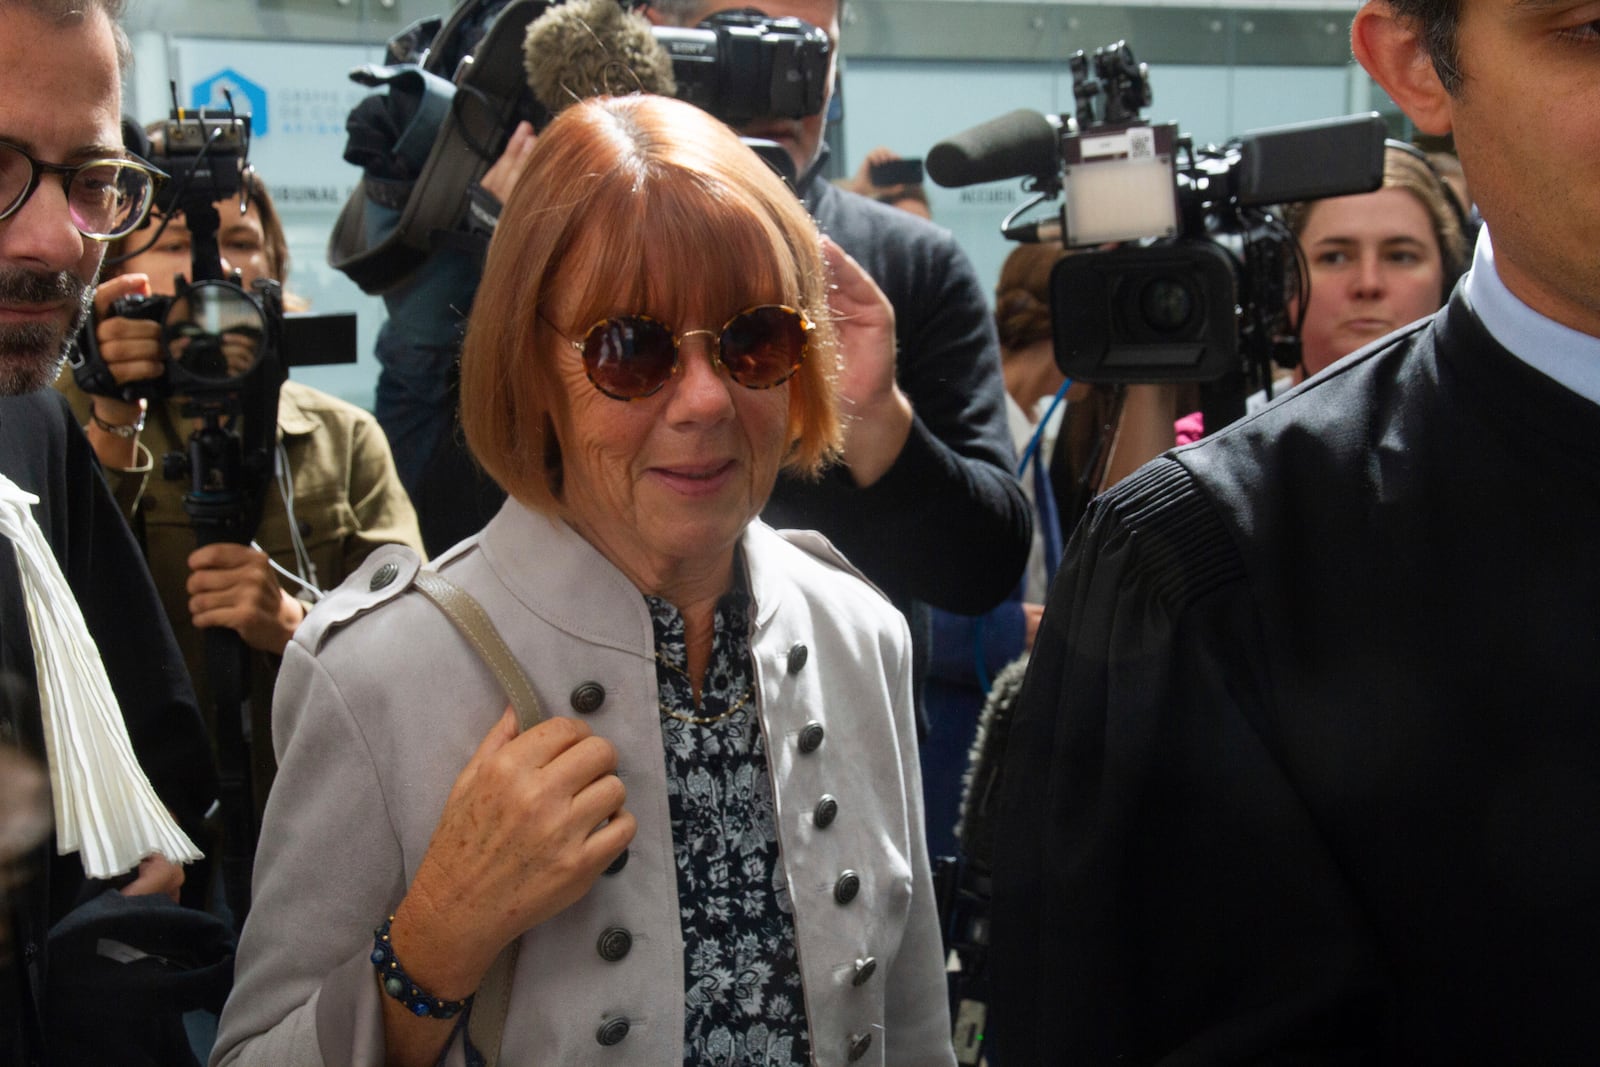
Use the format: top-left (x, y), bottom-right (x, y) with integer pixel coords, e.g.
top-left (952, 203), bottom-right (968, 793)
top-left (554, 305), bottom-right (813, 401)
top-left (0, 140), bottom-right (165, 241)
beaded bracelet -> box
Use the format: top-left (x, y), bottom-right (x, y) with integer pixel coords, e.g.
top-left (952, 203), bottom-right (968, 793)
top-left (370, 914), bottom-right (473, 1020)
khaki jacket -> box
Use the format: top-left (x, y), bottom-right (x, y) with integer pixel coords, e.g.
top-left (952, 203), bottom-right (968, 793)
top-left (213, 503), bottom-right (955, 1067)
top-left (58, 377), bottom-right (424, 812)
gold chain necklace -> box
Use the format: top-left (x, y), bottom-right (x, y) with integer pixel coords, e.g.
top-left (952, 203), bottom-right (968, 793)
top-left (654, 652), bottom-right (755, 726)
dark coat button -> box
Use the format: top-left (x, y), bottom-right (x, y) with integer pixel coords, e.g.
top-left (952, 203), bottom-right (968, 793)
top-left (570, 682), bottom-right (606, 714)
top-left (834, 869), bottom-right (861, 904)
top-left (596, 1016), bottom-right (630, 1046)
top-left (596, 926), bottom-right (633, 962)
top-left (847, 1031), bottom-right (873, 1061)
top-left (851, 956), bottom-right (878, 986)
top-left (298, 518), bottom-right (313, 537)
top-left (604, 847), bottom-right (629, 875)
top-left (798, 721), bottom-right (825, 754)
top-left (813, 794), bottom-right (838, 829)
top-left (786, 642), bottom-right (809, 674)
top-left (369, 561), bottom-right (400, 590)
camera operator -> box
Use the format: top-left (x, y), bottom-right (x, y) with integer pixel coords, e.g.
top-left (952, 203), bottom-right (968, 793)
top-left (0, 1), bottom-right (219, 1062)
top-left (1283, 144), bottom-right (1468, 381)
top-left (58, 164), bottom-right (425, 819)
top-left (648, 0), bottom-right (1031, 731)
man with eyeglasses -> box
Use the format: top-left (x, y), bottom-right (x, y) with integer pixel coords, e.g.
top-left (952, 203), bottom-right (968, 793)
top-left (0, 145), bottom-right (158, 391)
top-left (0, 2), bottom-right (217, 1062)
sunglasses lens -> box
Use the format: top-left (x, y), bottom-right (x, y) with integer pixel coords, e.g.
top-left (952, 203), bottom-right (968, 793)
top-left (583, 316), bottom-right (677, 399)
top-left (720, 306), bottom-right (808, 389)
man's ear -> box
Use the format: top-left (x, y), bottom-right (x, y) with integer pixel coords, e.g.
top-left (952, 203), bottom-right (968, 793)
top-left (1352, 1), bottom-right (1455, 135)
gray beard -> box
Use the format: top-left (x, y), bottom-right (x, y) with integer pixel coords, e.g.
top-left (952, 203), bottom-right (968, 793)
top-left (0, 271), bottom-right (93, 397)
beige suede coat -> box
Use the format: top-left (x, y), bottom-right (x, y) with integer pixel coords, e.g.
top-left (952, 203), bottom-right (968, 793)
top-left (211, 501), bottom-right (955, 1067)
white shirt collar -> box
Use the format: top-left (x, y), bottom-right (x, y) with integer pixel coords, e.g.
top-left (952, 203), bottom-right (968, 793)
top-left (1462, 225), bottom-right (1600, 406)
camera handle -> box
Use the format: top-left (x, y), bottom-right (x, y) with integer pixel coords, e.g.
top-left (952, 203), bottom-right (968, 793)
top-left (178, 197), bottom-right (226, 283)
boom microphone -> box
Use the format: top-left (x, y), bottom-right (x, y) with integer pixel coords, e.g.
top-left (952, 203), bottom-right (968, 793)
top-left (523, 0), bottom-right (677, 118)
top-left (926, 108), bottom-right (1060, 188)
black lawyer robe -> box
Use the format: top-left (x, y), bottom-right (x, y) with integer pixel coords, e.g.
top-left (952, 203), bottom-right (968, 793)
top-left (0, 389), bottom-right (217, 1066)
top-left (992, 290), bottom-right (1600, 1064)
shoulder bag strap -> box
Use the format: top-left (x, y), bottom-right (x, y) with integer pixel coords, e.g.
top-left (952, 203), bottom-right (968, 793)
top-left (413, 571), bottom-right (544, 732)
top-left (411, 569), bottom-right (542, 1066)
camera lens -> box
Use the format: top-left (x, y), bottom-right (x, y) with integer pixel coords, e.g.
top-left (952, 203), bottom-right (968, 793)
top-left (1138, 276), bottom-right (1196, 334)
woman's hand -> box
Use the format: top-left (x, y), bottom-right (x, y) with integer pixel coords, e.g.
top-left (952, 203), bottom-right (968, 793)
top-left (821, 236), bottom-right (912, 488)
top-left (389, 709), bottom-right (635, 1000)
top-left (186, 542), bottom-right (306, 655)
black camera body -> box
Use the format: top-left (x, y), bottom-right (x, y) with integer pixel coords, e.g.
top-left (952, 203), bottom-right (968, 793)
top-left (653, 10), bottom-right (832, 126)
top-left (1049, 107), bottom-right (1386, 391)
top-left (1051, 241), bottom-right (1240, 384)
top-left (929, 41), bottom-right (1387, 409)
top-left (105, 283), bottom-right (278, 398)
top-left (88, 280), bottom-right (357, 404)
top-left (392, 1), bottom-right (832, 129)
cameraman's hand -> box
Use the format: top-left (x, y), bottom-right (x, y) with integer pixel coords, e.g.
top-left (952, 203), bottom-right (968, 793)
top-left (119, 852), bottom-right (184, 903)
top-left (186, 542), bottom-right (306, 655)
top-left (821, 236), bottom-right (912, 488)
top-left (845, 146), bottom-right (902, 196)
top-left (480, 121), bottom-right (537, 205)
top-left (93, 274), bottom-right (165, 393)
top-left (80, 275), bottom-right (161, 467)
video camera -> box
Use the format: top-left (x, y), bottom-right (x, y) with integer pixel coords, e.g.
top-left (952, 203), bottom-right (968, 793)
top-left (650, 8), bottom-right (831, 126)
top-left (394, 0), bottom-right (831, 128)
top-left (928, 41), bottom-right (1386, 423)
top-left (330, 0), bottom-right (831, 295)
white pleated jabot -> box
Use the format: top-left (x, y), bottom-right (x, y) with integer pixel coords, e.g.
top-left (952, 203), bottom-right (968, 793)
top-left (0, 472), bottom-right (200, 879)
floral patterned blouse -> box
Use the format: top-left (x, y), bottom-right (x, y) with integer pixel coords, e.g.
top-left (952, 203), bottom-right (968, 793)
top-left (646, 588), bottom-right (811, 1067)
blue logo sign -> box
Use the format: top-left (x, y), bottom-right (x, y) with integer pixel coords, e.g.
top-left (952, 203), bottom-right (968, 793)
top-left (191, 69), bottom-right (269, 137)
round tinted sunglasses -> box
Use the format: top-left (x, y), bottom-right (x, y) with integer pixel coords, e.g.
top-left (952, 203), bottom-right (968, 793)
top-left (552, 305), bottom-right (813, 401)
